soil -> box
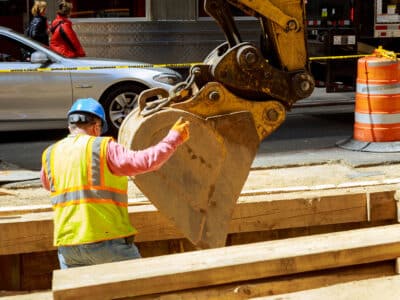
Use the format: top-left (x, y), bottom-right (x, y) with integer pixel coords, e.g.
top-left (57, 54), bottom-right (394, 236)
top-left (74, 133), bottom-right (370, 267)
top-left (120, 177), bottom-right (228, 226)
top-left (1, 161), bottom-right (400, 208)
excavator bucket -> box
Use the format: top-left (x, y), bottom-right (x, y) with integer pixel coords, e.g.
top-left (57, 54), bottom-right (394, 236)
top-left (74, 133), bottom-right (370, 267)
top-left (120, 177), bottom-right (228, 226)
top-left (117, 0), bottom-right (311, 249)
top-left (118, 107), bottom-right (260, 248)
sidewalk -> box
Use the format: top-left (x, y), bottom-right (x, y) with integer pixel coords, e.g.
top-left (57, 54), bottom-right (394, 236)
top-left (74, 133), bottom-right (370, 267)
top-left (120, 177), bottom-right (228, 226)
top-left (253, 143), bottom-right (400, 169)
top-left (296, 87), bottom-right (355, 106)
top-left (0, 160), bottom-right (40, 187)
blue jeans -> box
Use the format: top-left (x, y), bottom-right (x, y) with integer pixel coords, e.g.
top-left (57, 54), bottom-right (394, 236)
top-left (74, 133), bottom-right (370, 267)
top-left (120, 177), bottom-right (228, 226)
top-left (57, 237), bottom-right (141, 269)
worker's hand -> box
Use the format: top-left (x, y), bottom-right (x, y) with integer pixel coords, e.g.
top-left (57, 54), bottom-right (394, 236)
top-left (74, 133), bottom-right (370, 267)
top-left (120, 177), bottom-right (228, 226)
top-left (171, 117), bottom-right (190, 142)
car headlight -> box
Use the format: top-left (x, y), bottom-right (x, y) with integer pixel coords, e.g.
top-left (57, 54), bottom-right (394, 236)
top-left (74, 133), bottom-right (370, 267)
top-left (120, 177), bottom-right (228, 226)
top-left (153, 73), bottom-right (182, 85)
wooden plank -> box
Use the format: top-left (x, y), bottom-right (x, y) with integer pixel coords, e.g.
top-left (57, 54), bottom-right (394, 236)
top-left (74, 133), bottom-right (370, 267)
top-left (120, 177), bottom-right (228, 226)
top-left (0, 187), bottom-right (397, 255)
top-left (259, 275), bottom-right (400, 300)
top-left (0, 291), bottom-right (53, 300)
top-left (52, 224), bottom-right (400, 300)
top-left (0, 205), bottom-right (52, 216)
top-left (0, 255), bottom-right (21, 290)
top-left (21, 251), bottom-right (59, 290)
top-left (1, 177), bottom-right (398, 217)
top-left (0, 188), bottom-right (16, 196)
top-left (128, 260), bottom-right (394, 299)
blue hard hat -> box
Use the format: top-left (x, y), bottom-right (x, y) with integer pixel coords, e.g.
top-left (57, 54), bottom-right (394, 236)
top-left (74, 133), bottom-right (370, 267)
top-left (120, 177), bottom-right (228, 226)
top-left (68, 98), bottom-right (108, 134)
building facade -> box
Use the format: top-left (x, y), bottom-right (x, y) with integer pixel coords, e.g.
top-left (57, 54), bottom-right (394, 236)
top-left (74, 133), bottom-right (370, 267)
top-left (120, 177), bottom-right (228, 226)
top-left (0, 0), bottom-right (257, 65)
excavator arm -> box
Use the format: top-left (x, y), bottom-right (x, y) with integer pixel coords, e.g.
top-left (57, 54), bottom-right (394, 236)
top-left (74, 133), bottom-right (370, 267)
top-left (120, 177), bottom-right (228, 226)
top-left (119, 0), bottom-right (314, 249)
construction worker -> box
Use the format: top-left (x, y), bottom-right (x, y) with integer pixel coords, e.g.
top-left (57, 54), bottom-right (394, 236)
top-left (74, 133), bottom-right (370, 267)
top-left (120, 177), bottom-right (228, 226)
top-left (40, 98), bottom-right (190, 269)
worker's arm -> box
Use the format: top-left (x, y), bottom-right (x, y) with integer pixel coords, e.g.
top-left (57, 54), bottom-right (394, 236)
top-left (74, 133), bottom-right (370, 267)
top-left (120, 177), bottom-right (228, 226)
top-left (38, 132), bottom-right (182, 188)
top-left (40, 167), bottom-right (50, 191)
top-left (107, 119), bottom-right (189, 176)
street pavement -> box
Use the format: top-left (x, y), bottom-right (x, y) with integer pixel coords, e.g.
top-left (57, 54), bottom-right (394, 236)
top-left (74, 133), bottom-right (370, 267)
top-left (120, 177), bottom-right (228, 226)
top-left (254, 88), bottom-right (400, 169)
top-left (1, 88), bottom-right (400, 187)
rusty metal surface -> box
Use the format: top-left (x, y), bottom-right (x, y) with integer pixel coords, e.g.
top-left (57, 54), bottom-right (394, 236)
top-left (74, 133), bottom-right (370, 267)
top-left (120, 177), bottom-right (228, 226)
top-left (171, 82), bottom-right (286, 141)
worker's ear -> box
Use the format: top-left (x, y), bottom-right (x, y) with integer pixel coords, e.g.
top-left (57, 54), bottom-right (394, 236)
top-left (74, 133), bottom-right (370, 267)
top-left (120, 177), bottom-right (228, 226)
top-left (93, 122), bottom-right (102, 136)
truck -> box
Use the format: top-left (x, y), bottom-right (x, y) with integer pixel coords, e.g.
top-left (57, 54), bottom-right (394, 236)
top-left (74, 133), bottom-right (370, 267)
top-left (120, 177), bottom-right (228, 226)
top-left (305, 0), bottom-right (400, 92)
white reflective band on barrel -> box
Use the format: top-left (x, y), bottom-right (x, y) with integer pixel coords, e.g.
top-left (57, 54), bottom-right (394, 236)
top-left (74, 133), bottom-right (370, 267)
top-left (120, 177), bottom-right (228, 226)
top-left (355, 112), bottom-right (400, 124)
top-left (356, 83), bottom-right (400, 95)
top-left (366, 60), bottom-right (398, 67)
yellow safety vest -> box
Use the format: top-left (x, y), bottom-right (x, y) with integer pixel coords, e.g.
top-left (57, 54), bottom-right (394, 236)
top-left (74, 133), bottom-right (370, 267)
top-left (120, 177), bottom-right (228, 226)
top-left (42, 134), bottom-right (137, 246)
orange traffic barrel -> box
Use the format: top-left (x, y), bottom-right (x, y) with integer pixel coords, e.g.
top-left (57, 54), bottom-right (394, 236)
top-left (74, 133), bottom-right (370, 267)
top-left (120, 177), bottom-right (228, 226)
top-left (353, 54), bottom-right (400, 142)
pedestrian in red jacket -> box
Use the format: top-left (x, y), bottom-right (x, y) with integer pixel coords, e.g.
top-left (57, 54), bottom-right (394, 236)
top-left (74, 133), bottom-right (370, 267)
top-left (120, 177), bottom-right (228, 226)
top-left (50, 0), bottom-right (85, 58)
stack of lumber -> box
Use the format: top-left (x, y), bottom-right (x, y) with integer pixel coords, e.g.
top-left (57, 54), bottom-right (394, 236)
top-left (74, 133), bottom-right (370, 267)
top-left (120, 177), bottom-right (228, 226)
top-left (7, 224), bottom-right (400, 299)
top-left (1, 179), bottom-right (400, 298)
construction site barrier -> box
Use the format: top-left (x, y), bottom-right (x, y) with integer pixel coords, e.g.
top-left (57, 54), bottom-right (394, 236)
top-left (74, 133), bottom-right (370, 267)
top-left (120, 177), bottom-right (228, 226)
top-left (0, 53), bottom-right (397, 73)
top-left (353, 50), bottom-right (400, 142)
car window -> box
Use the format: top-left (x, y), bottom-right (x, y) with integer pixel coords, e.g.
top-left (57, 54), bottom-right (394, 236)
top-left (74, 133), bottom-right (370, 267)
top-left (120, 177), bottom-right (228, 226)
top-left (0, 35), bottom-right (36, 62)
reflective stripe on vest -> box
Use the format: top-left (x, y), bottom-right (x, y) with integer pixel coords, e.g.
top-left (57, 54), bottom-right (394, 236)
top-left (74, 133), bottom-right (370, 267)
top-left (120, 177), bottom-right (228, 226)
top-left (43, 134), bottom-right (136, 246)
top-left (50, 188), bottom-right (128, 206)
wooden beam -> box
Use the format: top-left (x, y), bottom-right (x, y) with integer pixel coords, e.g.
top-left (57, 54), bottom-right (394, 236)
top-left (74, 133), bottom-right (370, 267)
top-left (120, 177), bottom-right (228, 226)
top-left (52, 224), bottom-right (400, 300)
top-left (0, 187), bottom-right (397, 256)
top-left (259, 275), bottom-right (400, 300)
top-left (0, 291), bottom-right (53, 300)
top-left (127, 261), bottom-right (394, 299)
top-left (0, 188), bottom-right (16, 196)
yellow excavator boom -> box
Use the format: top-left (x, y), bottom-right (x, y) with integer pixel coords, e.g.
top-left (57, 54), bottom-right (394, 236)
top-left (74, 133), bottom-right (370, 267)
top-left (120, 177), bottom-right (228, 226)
top-left (119, 0), bottom-right (314, 249)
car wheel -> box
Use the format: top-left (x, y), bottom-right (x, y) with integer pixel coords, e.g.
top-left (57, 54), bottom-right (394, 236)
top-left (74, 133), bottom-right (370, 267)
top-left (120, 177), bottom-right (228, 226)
top-left (101, 83), bottom-right (147, 137)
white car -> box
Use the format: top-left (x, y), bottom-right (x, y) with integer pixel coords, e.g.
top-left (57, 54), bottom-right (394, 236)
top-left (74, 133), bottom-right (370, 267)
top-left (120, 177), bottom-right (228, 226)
top-left (0, 26), bottom-right (182, 136)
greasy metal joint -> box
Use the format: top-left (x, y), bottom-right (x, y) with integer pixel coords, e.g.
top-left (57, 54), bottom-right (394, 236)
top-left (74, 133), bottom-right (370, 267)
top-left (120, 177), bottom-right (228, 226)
top-left (300, 80), bottom-right (311, 92)
top-left (265, 108), bottom-right (279, 122)
top-left (292, 72), bottom-right (315, 99)
top-left (191, 66), bottom-right (202, 76)
top-left (208, 91), bottom-right (220, 101)
top-left (286, 19), bottom-right (299, 32)
top-left (245, 51), bottom-right (257, 65)
top-left (237, 46), bottom-right (259, 67)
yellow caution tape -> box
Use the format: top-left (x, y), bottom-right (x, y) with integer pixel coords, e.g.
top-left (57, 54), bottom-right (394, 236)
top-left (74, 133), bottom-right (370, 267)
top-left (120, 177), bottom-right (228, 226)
top-left (373, 45), bottom-right (397, 60)
top-left (76, 66), bottom-right (91, 70)
top-left (37, 67), bottom-right (52, 72)
top-left (0, 62), bottom-right (203, 73)
top-left (309, 54), bottom-right (373, 61)
top-left (0, 54), bottom-right (398, 73)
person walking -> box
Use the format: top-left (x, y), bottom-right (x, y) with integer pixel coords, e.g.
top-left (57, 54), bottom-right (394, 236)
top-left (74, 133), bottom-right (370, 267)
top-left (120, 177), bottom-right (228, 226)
top-left (40, 98), bottom-right (190, 269)
top-left (25, 0), bottom-right (49, 46)
top-left (49, 0), bottom-right (86, 58)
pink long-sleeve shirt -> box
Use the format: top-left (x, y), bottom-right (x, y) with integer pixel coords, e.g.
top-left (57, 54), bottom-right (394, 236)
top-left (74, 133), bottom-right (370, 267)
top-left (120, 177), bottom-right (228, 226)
top-left (41, 130), bottom-right (184, 190)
